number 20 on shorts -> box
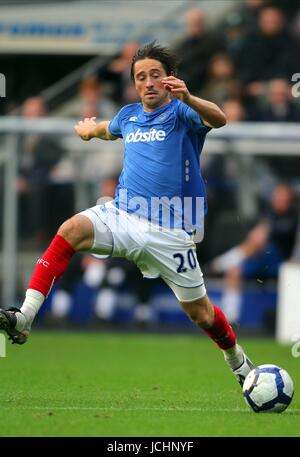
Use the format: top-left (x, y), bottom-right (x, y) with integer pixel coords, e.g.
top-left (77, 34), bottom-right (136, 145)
top-left (173, 249), bottom-right (197, 273)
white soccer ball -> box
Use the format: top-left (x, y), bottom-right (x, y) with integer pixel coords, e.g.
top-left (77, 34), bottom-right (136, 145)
top-left (243, 364), bottom-right (294, 413)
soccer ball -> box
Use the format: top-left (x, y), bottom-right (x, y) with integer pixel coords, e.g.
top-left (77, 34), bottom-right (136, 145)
top-left (243, 364), bottom-right (294, 413)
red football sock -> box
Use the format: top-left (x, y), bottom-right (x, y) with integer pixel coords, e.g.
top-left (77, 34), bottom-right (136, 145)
top-left (28, 234), bottom-right (76, 297)
top-left (204, 305), bottom-right (236, 350)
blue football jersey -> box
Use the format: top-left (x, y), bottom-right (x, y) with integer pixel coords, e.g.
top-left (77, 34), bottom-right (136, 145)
top-left (108, 98), bottom-right (211, 231)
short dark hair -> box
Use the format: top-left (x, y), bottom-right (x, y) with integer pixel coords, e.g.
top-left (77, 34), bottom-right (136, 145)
top-left (131, 41), bottom-right (178, 81)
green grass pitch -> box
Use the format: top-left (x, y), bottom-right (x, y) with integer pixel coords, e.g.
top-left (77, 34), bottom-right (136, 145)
top-left (0, 331), bottom-right (299, 437)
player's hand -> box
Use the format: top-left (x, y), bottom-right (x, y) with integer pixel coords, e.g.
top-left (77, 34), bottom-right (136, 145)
top-left (161, 76), bottom-right (190, 103)
top-left (74, 117), bottom-right (97, 141)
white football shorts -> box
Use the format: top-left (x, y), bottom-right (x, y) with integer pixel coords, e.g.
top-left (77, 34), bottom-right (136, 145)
top-left (79, 201), bottom-right (206, 302)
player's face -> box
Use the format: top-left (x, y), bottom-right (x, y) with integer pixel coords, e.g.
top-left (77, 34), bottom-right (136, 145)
top-left (133, 59), bottom-right (171, 111)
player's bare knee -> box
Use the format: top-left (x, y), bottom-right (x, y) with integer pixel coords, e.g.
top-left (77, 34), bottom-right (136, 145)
top-left (57, 215), bottom-right (94, 251)
top-left (58, 217), bottom-right (77, 240)
top-left (192, 308), bottom-right (213, 329)
top-left (181, 296), bottom-right (214, 329)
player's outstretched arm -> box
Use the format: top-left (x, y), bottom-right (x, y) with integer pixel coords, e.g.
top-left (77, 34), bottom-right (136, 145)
top-left (74, 117), bottom-right (118, 141)
top-left (161, 76), bottom-right (226, 129)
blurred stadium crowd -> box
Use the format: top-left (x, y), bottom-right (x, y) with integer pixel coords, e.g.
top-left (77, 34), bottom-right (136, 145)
top-left (1, 0), bottom-right (300, 331)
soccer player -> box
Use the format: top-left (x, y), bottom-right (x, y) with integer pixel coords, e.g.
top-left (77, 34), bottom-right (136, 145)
top-left (0, 42), bottom-right (254, 387)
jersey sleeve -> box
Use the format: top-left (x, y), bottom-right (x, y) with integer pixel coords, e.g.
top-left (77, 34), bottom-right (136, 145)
top-left (177, 102), bottom-right (211, 135)
top-left (108, 110), bottom-right (123, 138)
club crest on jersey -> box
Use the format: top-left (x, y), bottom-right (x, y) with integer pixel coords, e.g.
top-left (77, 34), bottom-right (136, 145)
top-left (158, 112), bottom-right (169, 121)
top-left (125, 128), bottom-right (166, 143)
